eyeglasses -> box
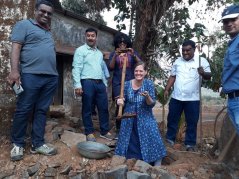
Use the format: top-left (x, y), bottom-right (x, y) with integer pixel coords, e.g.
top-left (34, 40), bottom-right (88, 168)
top-left (222, 17), bottom-right (238, 24)
top-left (38, 9), bottom-right (53, 17)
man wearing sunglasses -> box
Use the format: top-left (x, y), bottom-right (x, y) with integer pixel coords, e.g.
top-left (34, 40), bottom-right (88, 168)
top-left (8, 0), bottom-right (58, 161)
top-left (221, 4), bottom-right (239, 134)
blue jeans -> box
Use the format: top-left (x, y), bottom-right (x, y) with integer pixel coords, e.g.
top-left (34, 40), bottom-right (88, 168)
top-left (166, 98), bottom-right (200, 146)
top-left (227, 97), bottom-right (239, 134)
top-left (11, 74), bottom-right (58, 148)
top-left (81, 79), bottom-right (109, 135)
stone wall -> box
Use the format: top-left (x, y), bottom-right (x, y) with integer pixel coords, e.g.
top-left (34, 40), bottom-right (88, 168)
top-left (0, 0), bottom-right (35, 135)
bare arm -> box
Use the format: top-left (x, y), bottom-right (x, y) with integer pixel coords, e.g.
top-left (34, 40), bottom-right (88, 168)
top-left (164, 75), bottom-right (176, 99)
top-left (109, 52), bottom-right (117, 70)
top-left (8, 42), bottom-right (22, 85)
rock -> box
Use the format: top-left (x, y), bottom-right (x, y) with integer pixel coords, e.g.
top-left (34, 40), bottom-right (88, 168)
top-left (47, 162), bottom-right (61, 168)
top-left (51, 126), bottom-right (65, 141)
top-left (21, 171), bottom-right (30, 179)
top-left (60, 130), bottom-right (86, 148)
top-left (49, 105), bottom-right (65, 118)
top-left (27, 163), bottom-right (40, 176)
top-left (0, 170), bottom-right (14, 179)
top-left (70, 174), bottom-right (83, 179)
top-left (64, 126), bottom-right (77, 132)
top-left (127, 171), bottom-right (151, 179)
top-left (45, 121), bottom-right (59, 133)
top-left (104, 165), bottom-right (128, 179)
top-left (53, 126), bottom-right (64, 135)
top-left (90, 172), bottom-right (99, 179)
top-left (69, 116), bottom-right (81, 124)
top-left (44, 167), bottom-right (57, 177)
top-left (126, 158), bottom-right (137, 171)
top-left (110, 155), bottom-right (126, 168)
top-left (150, 166), bottom-right (168, 177)
top-left (133, 160), bottom-right (152, 173)
top-left (161, 173), bottom-right (177, 179)
top-left (69, 170), bottom-right (79, 177)
top-left (60, 164), bottom-right (72, 175)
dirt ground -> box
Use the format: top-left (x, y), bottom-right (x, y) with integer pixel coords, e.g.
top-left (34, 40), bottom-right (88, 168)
top-left (0, 103), bottom-right (234, 178)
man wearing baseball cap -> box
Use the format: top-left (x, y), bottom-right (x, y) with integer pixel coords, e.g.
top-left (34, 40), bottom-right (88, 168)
top-left (221, 4), bottom-right (239, 134)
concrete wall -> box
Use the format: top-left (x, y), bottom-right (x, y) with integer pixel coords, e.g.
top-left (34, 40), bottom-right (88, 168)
top-left (52, 12), bottom-right (115, 51)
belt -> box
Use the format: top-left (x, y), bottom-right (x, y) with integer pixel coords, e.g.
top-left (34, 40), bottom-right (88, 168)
top-left (85, 79), bottom-right (102, 83)
top-left (227, 90), bottom-right (239, 99)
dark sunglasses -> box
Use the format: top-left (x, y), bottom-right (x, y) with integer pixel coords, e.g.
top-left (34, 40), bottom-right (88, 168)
top-left (38, 9), bottom-right (52, 17)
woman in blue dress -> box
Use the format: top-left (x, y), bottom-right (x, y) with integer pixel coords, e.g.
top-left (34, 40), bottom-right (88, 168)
top-left (115, 61), bottom-right (166, 166)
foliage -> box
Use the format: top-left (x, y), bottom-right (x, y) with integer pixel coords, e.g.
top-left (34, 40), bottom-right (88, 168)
top-left (204, 41), bottom-right (228, 92)
top-left (61, 0), bottom-right (107, 25)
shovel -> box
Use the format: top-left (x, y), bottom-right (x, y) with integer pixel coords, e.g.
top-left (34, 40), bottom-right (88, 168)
top-left (116, 52), bottom-right (136, 120)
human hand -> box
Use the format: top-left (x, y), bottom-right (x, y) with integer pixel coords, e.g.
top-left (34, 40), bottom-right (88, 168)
top-left (8, 71), bottom-right (20, 86)
top-left (164, 90), bottom-right (169, 99)
top-left (75, 88), bottom-right (83, 96)
top-left (197, 67), bottom-right (205, 76)
top-left (140, 91), bottom-right (150, 98)
top-left (127, 48), bottom-right (134, 56)
top-left (117, 98), bottom-right (124, 106)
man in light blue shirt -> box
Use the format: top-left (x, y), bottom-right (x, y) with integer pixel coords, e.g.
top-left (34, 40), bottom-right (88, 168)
top-left (72, 28), bottom-right (113, 141)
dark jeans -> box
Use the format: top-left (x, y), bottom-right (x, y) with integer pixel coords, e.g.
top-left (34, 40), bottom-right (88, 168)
top-left (81, 79), bottom-right (109, 135)
top-left (166, 98), bottom-right (200, 146)
top-left (11, 74), bottom-right (58, 148)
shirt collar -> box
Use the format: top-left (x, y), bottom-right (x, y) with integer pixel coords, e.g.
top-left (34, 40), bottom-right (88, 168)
top-left (228, 34), bottom-right (239, 46)
top-left (29, 19), bottom-right (51, 31)
top-left (85, 43), bottom-right (97, 51)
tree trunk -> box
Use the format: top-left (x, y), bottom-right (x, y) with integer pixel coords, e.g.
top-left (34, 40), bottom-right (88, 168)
top-left (133, 0), bottom-right (182, 62)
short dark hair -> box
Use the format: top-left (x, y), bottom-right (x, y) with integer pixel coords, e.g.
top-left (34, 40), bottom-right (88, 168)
top-left (182, 40), bottom-right (196, 49)
top-left (85, 28), bottom-right (98, 36)
top-left (35, 0), bottom-right (54, 10)
top-left (113, 32), bottom-right (132, 48)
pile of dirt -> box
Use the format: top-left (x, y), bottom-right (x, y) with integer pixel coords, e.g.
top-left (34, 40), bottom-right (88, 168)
top-left (0, 117), bottom-right (237, 178)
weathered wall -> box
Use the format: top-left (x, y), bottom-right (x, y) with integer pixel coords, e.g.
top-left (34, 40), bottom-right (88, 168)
top-left (52, 12), bottom-right (115, 51)
top-left (0, 0), bottom-right (35, 135)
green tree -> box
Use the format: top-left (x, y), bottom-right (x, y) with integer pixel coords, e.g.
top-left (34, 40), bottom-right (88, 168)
top-left (61, 0), bottom-right (107, 25)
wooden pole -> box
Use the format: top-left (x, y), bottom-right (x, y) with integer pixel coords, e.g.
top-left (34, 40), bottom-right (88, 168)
top-left (117, 53), bottom-right (128, 118)
top-left (199, 47), bottom-right (203, 156)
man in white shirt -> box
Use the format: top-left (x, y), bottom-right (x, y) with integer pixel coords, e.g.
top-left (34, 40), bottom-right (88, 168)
top-left (164, 40), bottom-right (211, 151)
